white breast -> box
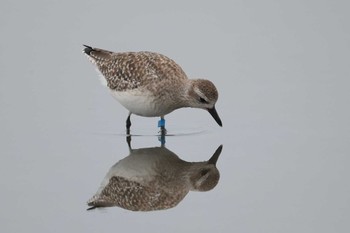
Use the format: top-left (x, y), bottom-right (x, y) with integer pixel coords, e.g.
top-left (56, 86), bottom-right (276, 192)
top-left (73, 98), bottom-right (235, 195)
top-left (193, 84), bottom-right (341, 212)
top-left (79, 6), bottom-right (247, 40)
top-left (110, 89), bottom-right (168, 117)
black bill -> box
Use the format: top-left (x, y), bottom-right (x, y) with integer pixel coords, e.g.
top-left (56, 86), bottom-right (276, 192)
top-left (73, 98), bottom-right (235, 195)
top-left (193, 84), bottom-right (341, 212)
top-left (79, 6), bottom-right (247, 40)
top-left (208, 106), bottom-right (223, 127)
top-left (208, 145), bottom-right (223, 165)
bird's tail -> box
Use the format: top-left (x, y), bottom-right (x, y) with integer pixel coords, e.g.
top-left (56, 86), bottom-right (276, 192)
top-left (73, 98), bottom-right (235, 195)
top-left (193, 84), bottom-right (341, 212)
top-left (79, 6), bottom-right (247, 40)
top-left (83, 44), bottom-right (94, 55)
top-left (82, 45), bottom-right (113, 64)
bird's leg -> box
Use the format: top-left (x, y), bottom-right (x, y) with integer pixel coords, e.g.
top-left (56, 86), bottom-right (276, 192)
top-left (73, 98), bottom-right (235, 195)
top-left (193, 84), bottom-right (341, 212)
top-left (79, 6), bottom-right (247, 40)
top-left (126, 114), bottom-right (132, 148)
top-left (126, 113), bottom-right (131, 135)
top-left (158, 116), bottom-right (167, 145)
top-left (158, 117), bottom-right (167, 135)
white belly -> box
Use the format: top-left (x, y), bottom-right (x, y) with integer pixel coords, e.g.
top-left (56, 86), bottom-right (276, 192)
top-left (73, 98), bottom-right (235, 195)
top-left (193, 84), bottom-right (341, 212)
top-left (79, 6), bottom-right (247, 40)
top-left (110, 89), bottom-right (166, 117)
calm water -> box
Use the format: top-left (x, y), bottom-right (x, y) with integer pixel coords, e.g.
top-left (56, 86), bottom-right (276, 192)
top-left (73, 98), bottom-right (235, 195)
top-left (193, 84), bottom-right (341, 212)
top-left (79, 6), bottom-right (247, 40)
top-left (1, 1), bottom-right (349, 232)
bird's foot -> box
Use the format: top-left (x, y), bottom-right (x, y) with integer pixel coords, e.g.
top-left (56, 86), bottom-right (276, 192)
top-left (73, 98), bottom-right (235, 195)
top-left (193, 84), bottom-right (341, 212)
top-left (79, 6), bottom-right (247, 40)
top-left (158, 126), bottom-right (167, 136)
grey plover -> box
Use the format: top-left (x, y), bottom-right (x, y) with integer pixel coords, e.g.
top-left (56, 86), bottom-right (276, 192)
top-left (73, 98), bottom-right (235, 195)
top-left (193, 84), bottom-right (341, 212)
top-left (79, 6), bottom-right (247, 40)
top-left (87, 145), bottom-right (222, 211)
top-left (83, 45), bottom-right (222, 133)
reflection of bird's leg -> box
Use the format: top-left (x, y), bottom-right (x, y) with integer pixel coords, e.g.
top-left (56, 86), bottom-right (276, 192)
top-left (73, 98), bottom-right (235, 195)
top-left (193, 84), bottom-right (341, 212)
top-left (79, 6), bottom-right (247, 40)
top-left (126, 134), bottom-right (132, 150)
top-left (158, 134), bottom-right (166, 146)
top-left (126, 113), bottom-right (131, 135)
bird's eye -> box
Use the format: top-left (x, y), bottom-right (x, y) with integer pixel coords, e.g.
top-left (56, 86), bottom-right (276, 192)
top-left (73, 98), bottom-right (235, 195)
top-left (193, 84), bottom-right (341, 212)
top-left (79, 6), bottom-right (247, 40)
top-left (200, 169), bottom-right (210, 176)
top-left (199, 97), bottom-right (208, 103)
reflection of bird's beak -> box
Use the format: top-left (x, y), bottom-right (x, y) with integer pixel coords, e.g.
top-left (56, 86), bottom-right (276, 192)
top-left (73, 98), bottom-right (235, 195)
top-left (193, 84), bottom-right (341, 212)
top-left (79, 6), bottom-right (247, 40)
top-left (208, 106), bottom-right (223, 127)
top-left (208, 145), bottom-right (223, 165)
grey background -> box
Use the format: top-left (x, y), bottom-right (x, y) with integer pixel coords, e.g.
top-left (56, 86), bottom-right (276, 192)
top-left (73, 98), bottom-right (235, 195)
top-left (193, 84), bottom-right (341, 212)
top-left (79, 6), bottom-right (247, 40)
top-left (1, 0), bottom-right (349, 232)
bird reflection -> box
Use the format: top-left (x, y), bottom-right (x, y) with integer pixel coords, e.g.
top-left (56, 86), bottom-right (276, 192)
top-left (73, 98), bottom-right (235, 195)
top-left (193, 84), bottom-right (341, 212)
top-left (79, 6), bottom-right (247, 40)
top-left (87, 137), bottom-right (223, 211)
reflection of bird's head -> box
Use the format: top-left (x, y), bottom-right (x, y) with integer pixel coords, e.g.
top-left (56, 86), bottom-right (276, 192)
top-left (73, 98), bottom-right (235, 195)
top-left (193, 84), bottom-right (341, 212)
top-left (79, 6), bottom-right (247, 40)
top-left (188, 145), bottom-right (222, 192)
top-left (189, 164), bottom-right (220, 191)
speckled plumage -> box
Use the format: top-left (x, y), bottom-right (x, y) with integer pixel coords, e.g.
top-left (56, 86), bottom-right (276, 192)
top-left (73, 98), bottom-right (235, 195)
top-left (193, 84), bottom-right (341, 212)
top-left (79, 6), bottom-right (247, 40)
top-left (84, 47), bottom-right (187, 92)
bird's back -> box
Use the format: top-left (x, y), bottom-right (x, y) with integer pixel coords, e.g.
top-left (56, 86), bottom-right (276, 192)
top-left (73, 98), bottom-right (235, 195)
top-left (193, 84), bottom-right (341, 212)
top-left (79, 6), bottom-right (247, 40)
top-left (83, 46), bottom-right (188, 91)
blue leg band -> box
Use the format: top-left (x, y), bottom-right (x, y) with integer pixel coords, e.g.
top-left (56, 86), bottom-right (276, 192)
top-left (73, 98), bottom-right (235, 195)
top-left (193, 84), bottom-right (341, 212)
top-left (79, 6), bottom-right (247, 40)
top-left (158, 118), bottom-right (166, 127)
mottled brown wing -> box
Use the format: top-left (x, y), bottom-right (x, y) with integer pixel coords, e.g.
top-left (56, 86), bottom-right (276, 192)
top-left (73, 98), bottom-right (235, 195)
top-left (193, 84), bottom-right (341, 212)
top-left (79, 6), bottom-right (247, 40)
top-left (84, 46), bottom-right (188, 91)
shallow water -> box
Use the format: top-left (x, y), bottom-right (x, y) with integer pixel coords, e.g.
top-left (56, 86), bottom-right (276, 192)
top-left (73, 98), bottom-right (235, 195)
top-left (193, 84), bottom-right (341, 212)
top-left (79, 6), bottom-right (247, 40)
top-left (1, 1), bottom-right (350, 232)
